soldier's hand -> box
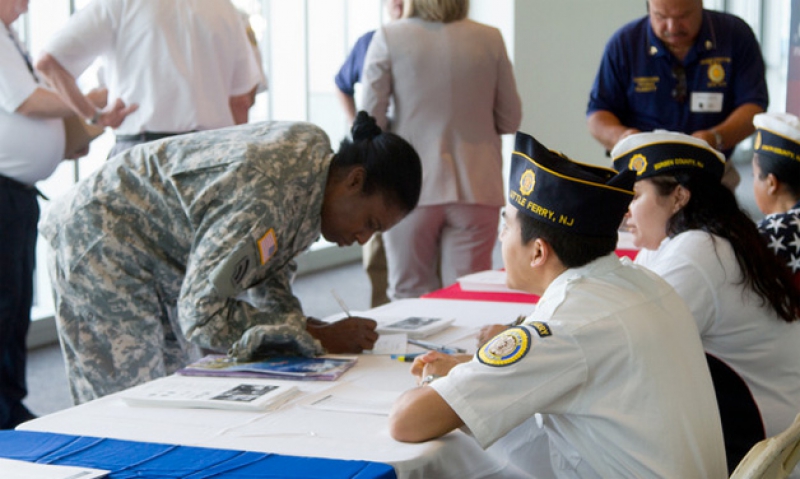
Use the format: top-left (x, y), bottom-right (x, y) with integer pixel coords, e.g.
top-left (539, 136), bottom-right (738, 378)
top-left (307, 317), bottom-right (378, 353)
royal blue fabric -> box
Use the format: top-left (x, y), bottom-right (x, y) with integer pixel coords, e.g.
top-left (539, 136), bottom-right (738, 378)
top-left (0, 430), bottom-right (397, 479)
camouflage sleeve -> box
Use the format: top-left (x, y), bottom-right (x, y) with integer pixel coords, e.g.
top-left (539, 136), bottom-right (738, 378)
top-left (175, 192), bottom-right (311, 353)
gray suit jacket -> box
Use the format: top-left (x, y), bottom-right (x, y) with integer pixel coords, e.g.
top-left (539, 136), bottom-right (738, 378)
top-left (362, 18), bottom-right (522, 207)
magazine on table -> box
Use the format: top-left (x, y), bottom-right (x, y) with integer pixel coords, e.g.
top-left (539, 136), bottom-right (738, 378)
top-left (176, 354), bottom-right (358, 381)
top-left (121, 376), bottom-right (299, 411)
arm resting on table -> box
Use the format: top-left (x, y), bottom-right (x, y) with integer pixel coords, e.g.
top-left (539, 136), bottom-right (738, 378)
top-left (389, 386), bottom-right (464, 443)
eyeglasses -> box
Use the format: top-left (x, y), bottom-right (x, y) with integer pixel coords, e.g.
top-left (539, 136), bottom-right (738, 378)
top-left (671, 64), bottom-right (687, 104)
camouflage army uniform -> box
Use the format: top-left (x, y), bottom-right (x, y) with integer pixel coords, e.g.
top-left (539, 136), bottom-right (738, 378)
top-left (41, 122), bottom-right (332, 403)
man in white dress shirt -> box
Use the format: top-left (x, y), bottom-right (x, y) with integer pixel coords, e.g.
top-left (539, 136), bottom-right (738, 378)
top-left (388, 131), bottom-right (728, 478)
top-left (36, 0), bottom-right (262, 157)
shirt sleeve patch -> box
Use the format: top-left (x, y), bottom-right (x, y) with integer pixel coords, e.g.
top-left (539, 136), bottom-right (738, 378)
top-left (258, 228), bottom-right (278, 265)
top-left (478, 327), bottom-right (531, 367)
top-left (529, 321), bottom-right (552, 337)
top-left (210, 238), bottom-right (260, 297)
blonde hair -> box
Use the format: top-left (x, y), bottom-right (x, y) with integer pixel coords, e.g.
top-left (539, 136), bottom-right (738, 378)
top-left (403, 0), bottom-right (469, 23)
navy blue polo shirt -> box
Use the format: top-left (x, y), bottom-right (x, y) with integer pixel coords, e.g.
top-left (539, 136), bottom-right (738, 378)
top-left (334, 30), bottom-right (376, 96)
top-left (587, 10), bottom-right (768, 156)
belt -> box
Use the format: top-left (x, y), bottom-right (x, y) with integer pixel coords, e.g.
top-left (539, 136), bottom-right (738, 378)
top-left (115, 131), bottom-right (193, 142)
top-left (0, 174), bottom-right (48, 199)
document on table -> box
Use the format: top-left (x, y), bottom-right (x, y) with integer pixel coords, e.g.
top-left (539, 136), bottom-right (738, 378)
top-left (303, 383), bottom-right (400, 416)
top-left (0, 458), bottom-right (109, 479)
top-left (363, 333), bottom-right (407, 354)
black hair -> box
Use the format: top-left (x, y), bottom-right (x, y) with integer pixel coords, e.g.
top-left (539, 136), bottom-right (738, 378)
top-left (753, 153), bottom-right (800, 199)
top-left (518, 212), bottom-right (617, 268)
top-left (331, 111), bottom-right (422, 213)
top-left (650, 172), bottom-right (799, 323)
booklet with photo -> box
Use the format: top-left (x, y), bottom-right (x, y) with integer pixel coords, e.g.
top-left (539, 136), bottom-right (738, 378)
top-left (177, 354), bottom-right (358, 381)
top-left (376, 316), bottom-right (454, 339)
top-left (121, 376), bottom-right (299, 411)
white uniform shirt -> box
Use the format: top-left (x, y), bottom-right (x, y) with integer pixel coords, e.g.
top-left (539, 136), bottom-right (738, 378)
top-left (636, 231), bottom-right (800, 440)
top-left (433, 254), bottom-right (727, 479)
top-left (43, 0), bottom-right (262, 135)
top-left (0, 24), bottom-right (64, 184)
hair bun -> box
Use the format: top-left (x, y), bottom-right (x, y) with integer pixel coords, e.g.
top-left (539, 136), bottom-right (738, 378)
top-left (351, 111), bottom-right (383, 141)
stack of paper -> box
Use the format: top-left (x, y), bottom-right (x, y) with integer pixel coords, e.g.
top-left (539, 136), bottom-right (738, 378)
top-left (121, 376), bottom-right (299, 411)
top-left (457, 270), bottom-right (527, 293)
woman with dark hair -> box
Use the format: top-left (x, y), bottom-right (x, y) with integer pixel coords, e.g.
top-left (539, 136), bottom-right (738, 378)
top-left (751, 112), bottom-right (800, 289)
top-left (612, 130), bottom-right (800, 474)
top-left (42, 111), bottom-right (422, 404)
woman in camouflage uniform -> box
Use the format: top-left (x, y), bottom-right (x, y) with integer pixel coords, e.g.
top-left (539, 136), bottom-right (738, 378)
top-left (42, 112), bottom-right (421, 403)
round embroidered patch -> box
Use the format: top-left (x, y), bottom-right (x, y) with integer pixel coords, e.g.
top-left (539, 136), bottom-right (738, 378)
top-left (478, 327), bottom-right (531, 367)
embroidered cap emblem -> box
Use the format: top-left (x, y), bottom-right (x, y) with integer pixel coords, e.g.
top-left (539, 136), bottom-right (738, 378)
top-left (520, 169), bottom-right (535, 196)
top-left (628, 154), bottom-right (648, 175)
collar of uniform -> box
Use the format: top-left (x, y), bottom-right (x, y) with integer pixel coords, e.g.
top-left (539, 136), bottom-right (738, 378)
top-left (645, 10), bottom-right (715, 61)
top-left (535, 253), bottom-right (623, 319)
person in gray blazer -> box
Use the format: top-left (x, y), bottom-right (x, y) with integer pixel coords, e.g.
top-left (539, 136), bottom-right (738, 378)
top-left (361, 0), bottom-right (522, 299)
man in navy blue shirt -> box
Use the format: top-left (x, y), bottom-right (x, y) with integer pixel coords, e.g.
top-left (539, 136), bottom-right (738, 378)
top-left (335, 0), bottom-right (403, 126)
top-left (587, 0), bottom-right (768, 190)
top-left (335, 0), bottom-right (403, 307)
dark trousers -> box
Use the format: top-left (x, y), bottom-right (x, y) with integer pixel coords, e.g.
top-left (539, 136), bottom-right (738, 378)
top-left (0, 176), bottom-right (39, 429)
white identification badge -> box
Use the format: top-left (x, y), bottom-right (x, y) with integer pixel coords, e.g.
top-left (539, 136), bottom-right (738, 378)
top-left (690, 92), bottom-right (723, 113)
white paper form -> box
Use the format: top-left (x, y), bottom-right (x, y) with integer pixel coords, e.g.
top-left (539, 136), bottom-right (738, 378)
top-left (0, 458), bottom-right (108, 479)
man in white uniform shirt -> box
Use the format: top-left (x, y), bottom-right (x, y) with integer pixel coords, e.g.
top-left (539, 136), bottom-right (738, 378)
top-left (388, 131), bottom-right (728, 478)
top-left (0, 0), bottom-right (105, 429)
top-left (36, 0), bottom-right (262, 157)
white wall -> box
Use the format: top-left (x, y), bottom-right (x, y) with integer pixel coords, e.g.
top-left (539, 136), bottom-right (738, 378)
top-left (513, 0), bottom-right (644, 167)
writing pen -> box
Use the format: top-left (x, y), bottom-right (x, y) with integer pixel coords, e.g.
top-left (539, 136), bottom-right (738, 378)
top-left (390, 353), bottom-right (424, 362)
top-left (330, 289), bottom-right (351, 318)
top-left (407, 338), bottom-right (466, 354)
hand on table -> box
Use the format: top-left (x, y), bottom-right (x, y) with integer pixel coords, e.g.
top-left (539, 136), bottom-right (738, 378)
top-left (307, 316), bottom-right (378, 353)
top-left (409, 351), bottom-right (471, 385)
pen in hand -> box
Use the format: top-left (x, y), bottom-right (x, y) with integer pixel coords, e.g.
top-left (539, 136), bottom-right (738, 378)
top-left (330, 289), bottom-right (352, 318)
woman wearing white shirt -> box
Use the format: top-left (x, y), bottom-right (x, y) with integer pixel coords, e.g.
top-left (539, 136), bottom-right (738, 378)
top-left (611, 131), bottom-right (800, 475)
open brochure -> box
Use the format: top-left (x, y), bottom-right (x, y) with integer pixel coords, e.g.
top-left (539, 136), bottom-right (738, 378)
top-left (177, 354), bottom-right (357, 381)
top-left (0, 458), bottom-right (109, 479)
top-left (121, 376), bottom-right (299, 411)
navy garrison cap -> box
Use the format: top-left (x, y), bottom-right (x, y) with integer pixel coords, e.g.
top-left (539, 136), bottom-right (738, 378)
top-left (611, 131), bottom-right (726, 181)
top-left (753, 112), bottom-right (800, 164)
top-left (509, 131), bottom-right (635, 238)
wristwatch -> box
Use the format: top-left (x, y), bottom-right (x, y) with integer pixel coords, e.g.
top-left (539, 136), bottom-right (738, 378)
top-left (420, 374), bottom-right (441, 386)
top-left (87, 108), bottom-right (102, 125)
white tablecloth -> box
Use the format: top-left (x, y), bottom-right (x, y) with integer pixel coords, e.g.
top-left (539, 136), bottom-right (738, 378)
top-left (19, 299), bottom-right (538, 479)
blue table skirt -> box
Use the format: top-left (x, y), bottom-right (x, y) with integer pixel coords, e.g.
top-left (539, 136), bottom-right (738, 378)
top-left (0, 430), bottom-right (396, 479)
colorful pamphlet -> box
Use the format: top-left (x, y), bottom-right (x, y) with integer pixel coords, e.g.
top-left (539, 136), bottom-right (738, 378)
top-left (176, 354), bottom-right (357, 381)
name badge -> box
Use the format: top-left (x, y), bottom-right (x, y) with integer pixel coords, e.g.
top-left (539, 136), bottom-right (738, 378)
top-left (691, 92), bottom-right (723, 113)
